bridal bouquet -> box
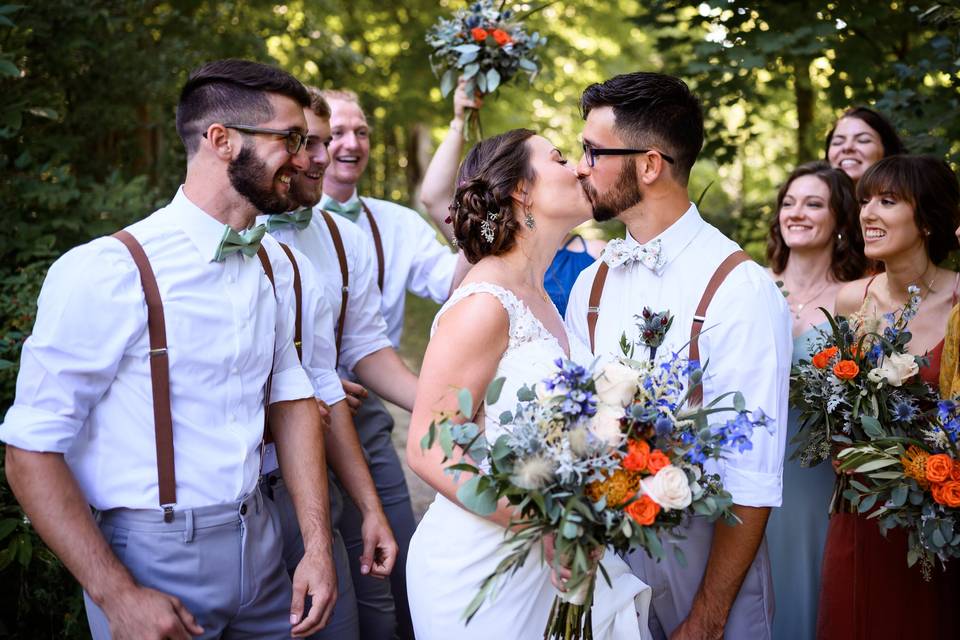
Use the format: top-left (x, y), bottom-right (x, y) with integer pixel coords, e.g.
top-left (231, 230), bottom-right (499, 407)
top-left (422, 349), bottom-right (770, 639)
top-left (426, 0), bottom-right (545, 137)
top-left (835, 398), bottom-right (960, 578)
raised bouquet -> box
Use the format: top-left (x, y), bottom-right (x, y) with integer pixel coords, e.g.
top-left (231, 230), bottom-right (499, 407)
top-left (422, 345), bottom-right (770, 639)
top-left (426, 0), bottom-right (546, 137)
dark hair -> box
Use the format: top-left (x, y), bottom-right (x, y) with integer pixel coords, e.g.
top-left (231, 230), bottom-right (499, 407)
top-left (580, 72), bottom-right (703, 184)
top-left (451, 129), bottom-right (536, 264)
top-left (305, 86), bottom-right (331, 119)
top-left (857, 155), bottom-right (960, 264)
top-left (176, 59), bottom-right (310, 156)
top-left (767, 161), bottom-right (866, 282)
top-left (823, 106), bottom-right (906, 160)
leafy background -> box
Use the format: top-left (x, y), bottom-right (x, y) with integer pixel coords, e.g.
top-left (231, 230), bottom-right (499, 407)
top-left (1, 0), bottom-right (958, 635)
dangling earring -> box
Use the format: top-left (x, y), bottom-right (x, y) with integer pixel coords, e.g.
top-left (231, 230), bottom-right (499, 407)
top-left (524, 209), bottom-right (535, 229)
top-left (836, 231), bottom-right (843, 242)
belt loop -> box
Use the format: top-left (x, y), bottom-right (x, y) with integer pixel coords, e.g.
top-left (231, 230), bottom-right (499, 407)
top-left (254, 489), bottom-right (262, 515)
top-left (183, 509), bottom-right (195, 543)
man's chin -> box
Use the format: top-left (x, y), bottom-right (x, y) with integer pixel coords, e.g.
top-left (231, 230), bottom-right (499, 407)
top-left (591, 206), bottom-right (619, 222)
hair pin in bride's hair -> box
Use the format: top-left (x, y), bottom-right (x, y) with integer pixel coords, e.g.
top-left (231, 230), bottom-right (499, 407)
top-left (480, 199), bottom-right (501, 243)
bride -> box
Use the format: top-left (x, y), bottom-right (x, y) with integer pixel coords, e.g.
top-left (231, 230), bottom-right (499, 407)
top-left (405, 128), bottom-right (651, 639)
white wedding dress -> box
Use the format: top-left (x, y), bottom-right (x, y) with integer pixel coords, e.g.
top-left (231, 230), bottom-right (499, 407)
top-left (406, 282), bottom-right (652, 640)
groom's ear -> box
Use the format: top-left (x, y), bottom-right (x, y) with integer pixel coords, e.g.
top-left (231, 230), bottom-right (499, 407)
top-left (636, 153), bottom-right (667, 186)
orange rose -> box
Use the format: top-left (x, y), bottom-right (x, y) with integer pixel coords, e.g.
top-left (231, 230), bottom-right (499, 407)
top-left (491, 28), bottom-right (511, 46)
top-left (647, 449), bottom-right (670, 474)
top-left (832, 360), bottom-right (860, 380)
top-left (939, 481), bottom-right (960, 508)
top-left (812, 346), bottom-right (839, 369)
top-left (951, 460), bottom-right (960, 482)
top-left (926, 454), bottom-right (954, 483)
top-left (626, 494), bottom-right (661, 526)
top-left (471, 27), bottom-right (488, 41)
top-left (623, 439), bottom-right (650, 472)
top-left (932, 482), bottom-right (946, 505)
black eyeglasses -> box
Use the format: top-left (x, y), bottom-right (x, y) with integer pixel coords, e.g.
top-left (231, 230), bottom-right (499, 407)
top-left (581, 142), bottom-right (676, 168)
top-left (204, 124), bottom-right (307, 155)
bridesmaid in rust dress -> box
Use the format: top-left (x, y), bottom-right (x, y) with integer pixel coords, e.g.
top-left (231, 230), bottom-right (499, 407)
top-left (818, 155), bottom-right (960, 639)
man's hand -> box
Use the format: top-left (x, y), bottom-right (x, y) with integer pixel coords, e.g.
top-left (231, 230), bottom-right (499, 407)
top-left (316, 399), bottom-right (331, 429)
top-left (359, 510), bottom-right (398, 579)
top-left (289, 547), bottom-right (338, 638)
top-left (340, 378), bottom-right (368, 415)
top-left (101, 584), bottom-right (204, 640)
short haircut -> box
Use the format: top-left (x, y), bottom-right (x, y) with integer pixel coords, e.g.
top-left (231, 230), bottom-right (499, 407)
top-left (767, 161), bottom-right (866, 282)
top-left (305, 86), bottom-right (331, 119)
top-left (823, 106), bottom-right (906, 159)
top-left (176, 59), bottom-right (310, 156)
top-left (858, 155), bottom-right (960, 264)
top-left (580, 72), bottom-right (704, 184)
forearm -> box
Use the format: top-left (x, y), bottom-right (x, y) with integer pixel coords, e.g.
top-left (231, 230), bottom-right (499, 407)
top-left (353, 347), bottom-right (418, 412)
top-left (271, 398), bottom-right (332, 555)
top-left (690, 505), bottom-right (770, 632)
top-left (420, 122), bottom-right (465, 244)
top-left (323, 400), bottom-right (383, 516)
top-left (4, 447), bottom-right (135, 605)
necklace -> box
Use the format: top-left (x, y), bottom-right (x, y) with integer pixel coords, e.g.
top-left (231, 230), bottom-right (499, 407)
top-left (787, 281), bottom-right (831, 320)
top-left (886, 262), bottom-right (936, 303)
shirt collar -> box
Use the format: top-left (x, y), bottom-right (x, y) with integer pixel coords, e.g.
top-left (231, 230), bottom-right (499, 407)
top-left (623, 202), bottom-right (703, 272)
top-left (166, 186), bottom-right (250, 263)
top-left (319, 189), bottom-right (360, 211)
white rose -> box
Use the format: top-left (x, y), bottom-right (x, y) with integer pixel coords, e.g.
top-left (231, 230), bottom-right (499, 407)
top-left (588, 404), bottom-right (624, 446)
top-left (640, 465), bottom-right (693, 511)
top-left (595, 361), bottom-right (639, 407)
top-left (867, 352), bottom-right (919, 387)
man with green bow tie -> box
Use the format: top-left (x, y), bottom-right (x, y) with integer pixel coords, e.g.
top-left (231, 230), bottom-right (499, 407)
top-left (2, 60), bottom-right (338, 640)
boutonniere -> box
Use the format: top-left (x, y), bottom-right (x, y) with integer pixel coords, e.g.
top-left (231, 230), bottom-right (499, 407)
top-left (637, 307), bottom-right (674, 361)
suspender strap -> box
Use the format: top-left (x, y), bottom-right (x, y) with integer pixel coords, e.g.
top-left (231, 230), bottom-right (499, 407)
top-left (112, 230), bottom-right (177, 521)
top-left (256, 247), bottom-right (277, 443)
top-left (688, 250), bottom-right (751, 407)
top-left (360, 199), bottom-right (385, 292)
top-left (320, 211), bottom-right (349, 367)
top-left (277, 243), bottom-right (303, 361)
top-left (586, 262), bottom-right (609, 354)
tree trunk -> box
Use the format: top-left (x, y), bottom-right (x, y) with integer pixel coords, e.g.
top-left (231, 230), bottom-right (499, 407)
top-left (794, 56), bottom-right (817, 163)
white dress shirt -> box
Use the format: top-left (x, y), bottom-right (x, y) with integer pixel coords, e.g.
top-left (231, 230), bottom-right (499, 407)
top-left (0, 188), bottom-right (314, 511)
top-left (321, 191), bottom-right (458, 348)
top-left (566, 204), bottom-right (792, 507)
top-left (258, 242), bottom-right (346, 475)
top-left (263, 207), bottom-right (392, 376)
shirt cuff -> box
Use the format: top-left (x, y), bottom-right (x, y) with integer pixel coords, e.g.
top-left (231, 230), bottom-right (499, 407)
top-left (721, 464), bottom-right (783, 508)
top-left (309, 368), bottom-right (347, 406)
top-left (269, 365), bottom-right (315, 404)
top-left (0, 405), bottom-right (82, 454)
top-left (338, 336), bottom-right (393, 374)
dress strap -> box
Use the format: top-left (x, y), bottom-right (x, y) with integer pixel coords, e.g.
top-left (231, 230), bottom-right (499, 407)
top-left (952, 271), bottom-right (959, 305)
top-left (863, 274), bottom-right (880, 302)
top-left (432, 282), bottom-right (522, 336)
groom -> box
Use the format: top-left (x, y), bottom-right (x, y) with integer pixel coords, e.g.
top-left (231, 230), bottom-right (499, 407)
top-left (566, 72), bottom-right (791, 639)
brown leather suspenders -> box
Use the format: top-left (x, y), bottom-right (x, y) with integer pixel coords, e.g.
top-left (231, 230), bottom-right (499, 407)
top-left (359, 199), bottom-right (385, 293)
top-left (112, 231), bottom-right (278, 521)
top-left (586, 249), bottom-right (751, 407)
top-left (277, 243), bottom-right (303, 361)
top-left (319, 211), bottom-right (348, 367)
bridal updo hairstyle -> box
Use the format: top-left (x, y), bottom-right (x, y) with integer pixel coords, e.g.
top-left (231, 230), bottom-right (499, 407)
top-left (451, 128), bottom-right (536, 264)
top-left (857, 155), bottom-right (960, 264)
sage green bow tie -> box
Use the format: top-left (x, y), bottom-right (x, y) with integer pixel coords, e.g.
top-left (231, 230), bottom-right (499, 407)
top-left (324, 199), bottom-right (362, 222)
top-left (266, 207), bottom-right (313, 232)
top-left (213, 224), bottom-right (266, 262)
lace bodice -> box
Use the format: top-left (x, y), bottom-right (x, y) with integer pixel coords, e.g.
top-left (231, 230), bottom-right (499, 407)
top-left (432, 282), bottom-right (589, 442)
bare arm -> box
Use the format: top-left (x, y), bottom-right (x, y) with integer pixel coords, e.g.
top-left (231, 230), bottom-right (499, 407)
top-left (270, 397), bottom-right (336, 637)
top-left (353, 347), bottom-right (419, 412)
top-left (671, 506), bottom-right (770, 640)
top-left (405, 293), bottom-right (517, 529)
top-left (323, 399), bottom-right (397, 578)
top-left (4, 447), bottom-right (203, 639)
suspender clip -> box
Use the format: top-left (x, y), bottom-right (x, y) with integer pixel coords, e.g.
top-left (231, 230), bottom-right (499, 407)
top-left (341, 285), bottom-right (350, 293)
top-left (162, 505), bottom-right (174, 523)
top-left (692, 315), bottom-right (706, 324)
top-left (293, 340), bottom-right (302, 348)
top-left (149, 347), bottom-right (168, 357)
top-left (587, 306), bottom-right (600, 313)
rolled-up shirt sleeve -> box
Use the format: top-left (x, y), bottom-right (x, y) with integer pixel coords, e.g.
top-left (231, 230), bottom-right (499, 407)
top-left (0, 240), bottom-right (144, 453)
top-left (338, 237), bottom-right (392, 374)
top-left (264, 239), bottom-right (314, 404)
top-left (700, 263), bottom-right (792, 507)
top-left (404, 211), bottom-right (457, 303)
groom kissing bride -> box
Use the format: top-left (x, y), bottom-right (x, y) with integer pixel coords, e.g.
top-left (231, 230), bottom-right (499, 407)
top-left (405, 71), bottom-right (791, 640)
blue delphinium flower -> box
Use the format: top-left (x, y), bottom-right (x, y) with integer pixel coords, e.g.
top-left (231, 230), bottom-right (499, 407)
top-left (938, 400), bottom-right (960, 443)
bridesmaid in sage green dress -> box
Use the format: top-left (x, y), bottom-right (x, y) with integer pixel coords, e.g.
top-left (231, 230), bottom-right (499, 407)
top-left (763, 161), bottom-right (867, 640)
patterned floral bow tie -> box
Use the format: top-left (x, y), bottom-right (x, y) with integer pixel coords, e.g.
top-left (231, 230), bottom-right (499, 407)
top-left (602, 237), bottom-right (665, 272)
top-left (213, 224), bottom-right (266, 262)
top-left (324, 199), bottom-right (363, 222)
top-left (266, 207), bottom-right (312, 232)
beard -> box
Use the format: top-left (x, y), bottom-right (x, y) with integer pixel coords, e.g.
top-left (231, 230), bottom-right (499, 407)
top-left (580, 158), bottom-right (643, 222)
top-left (228, 144), bottom-right (294, 215)
top-left (289, 171), bottom-right (323, 209)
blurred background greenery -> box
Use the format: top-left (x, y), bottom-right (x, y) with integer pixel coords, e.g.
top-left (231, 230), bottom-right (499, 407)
top-left (1, 0), bottom-right (958, 635)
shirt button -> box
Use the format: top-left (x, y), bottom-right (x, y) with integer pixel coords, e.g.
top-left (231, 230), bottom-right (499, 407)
top-left (239, 503), bottom-right (247, 516)
top-left (231, 366), bottom-right (239, 375)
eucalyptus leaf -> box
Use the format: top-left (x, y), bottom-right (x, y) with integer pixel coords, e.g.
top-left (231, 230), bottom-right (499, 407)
top-left (857, 493), bottom-right (878, 513)
top-left (860, 415), bottom-right (884, 439)
top-left (891, 484), bottom-right (908, 507)
top-left (486, 67), bottom-right (501, 93)
top-left (458, 388), bottom-right (474, 419)
top-left (733, 392), bottom-right (745, 413)
top-left (440, 69), bottom-right (456, 97)
top-left (457, 476), bottom-right (498, 516)
top-left (463, 62), bottom-right (480, 79)
top-left (486, 377), bottom-right (506, 405)
top-left (439, 425), bottom-right (454, 459)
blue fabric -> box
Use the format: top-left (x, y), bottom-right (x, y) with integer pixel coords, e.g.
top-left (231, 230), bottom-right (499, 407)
top-left (544, 236), bottom-right (595, 316)
top-left (766, 323), bottom-right (836, 640)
